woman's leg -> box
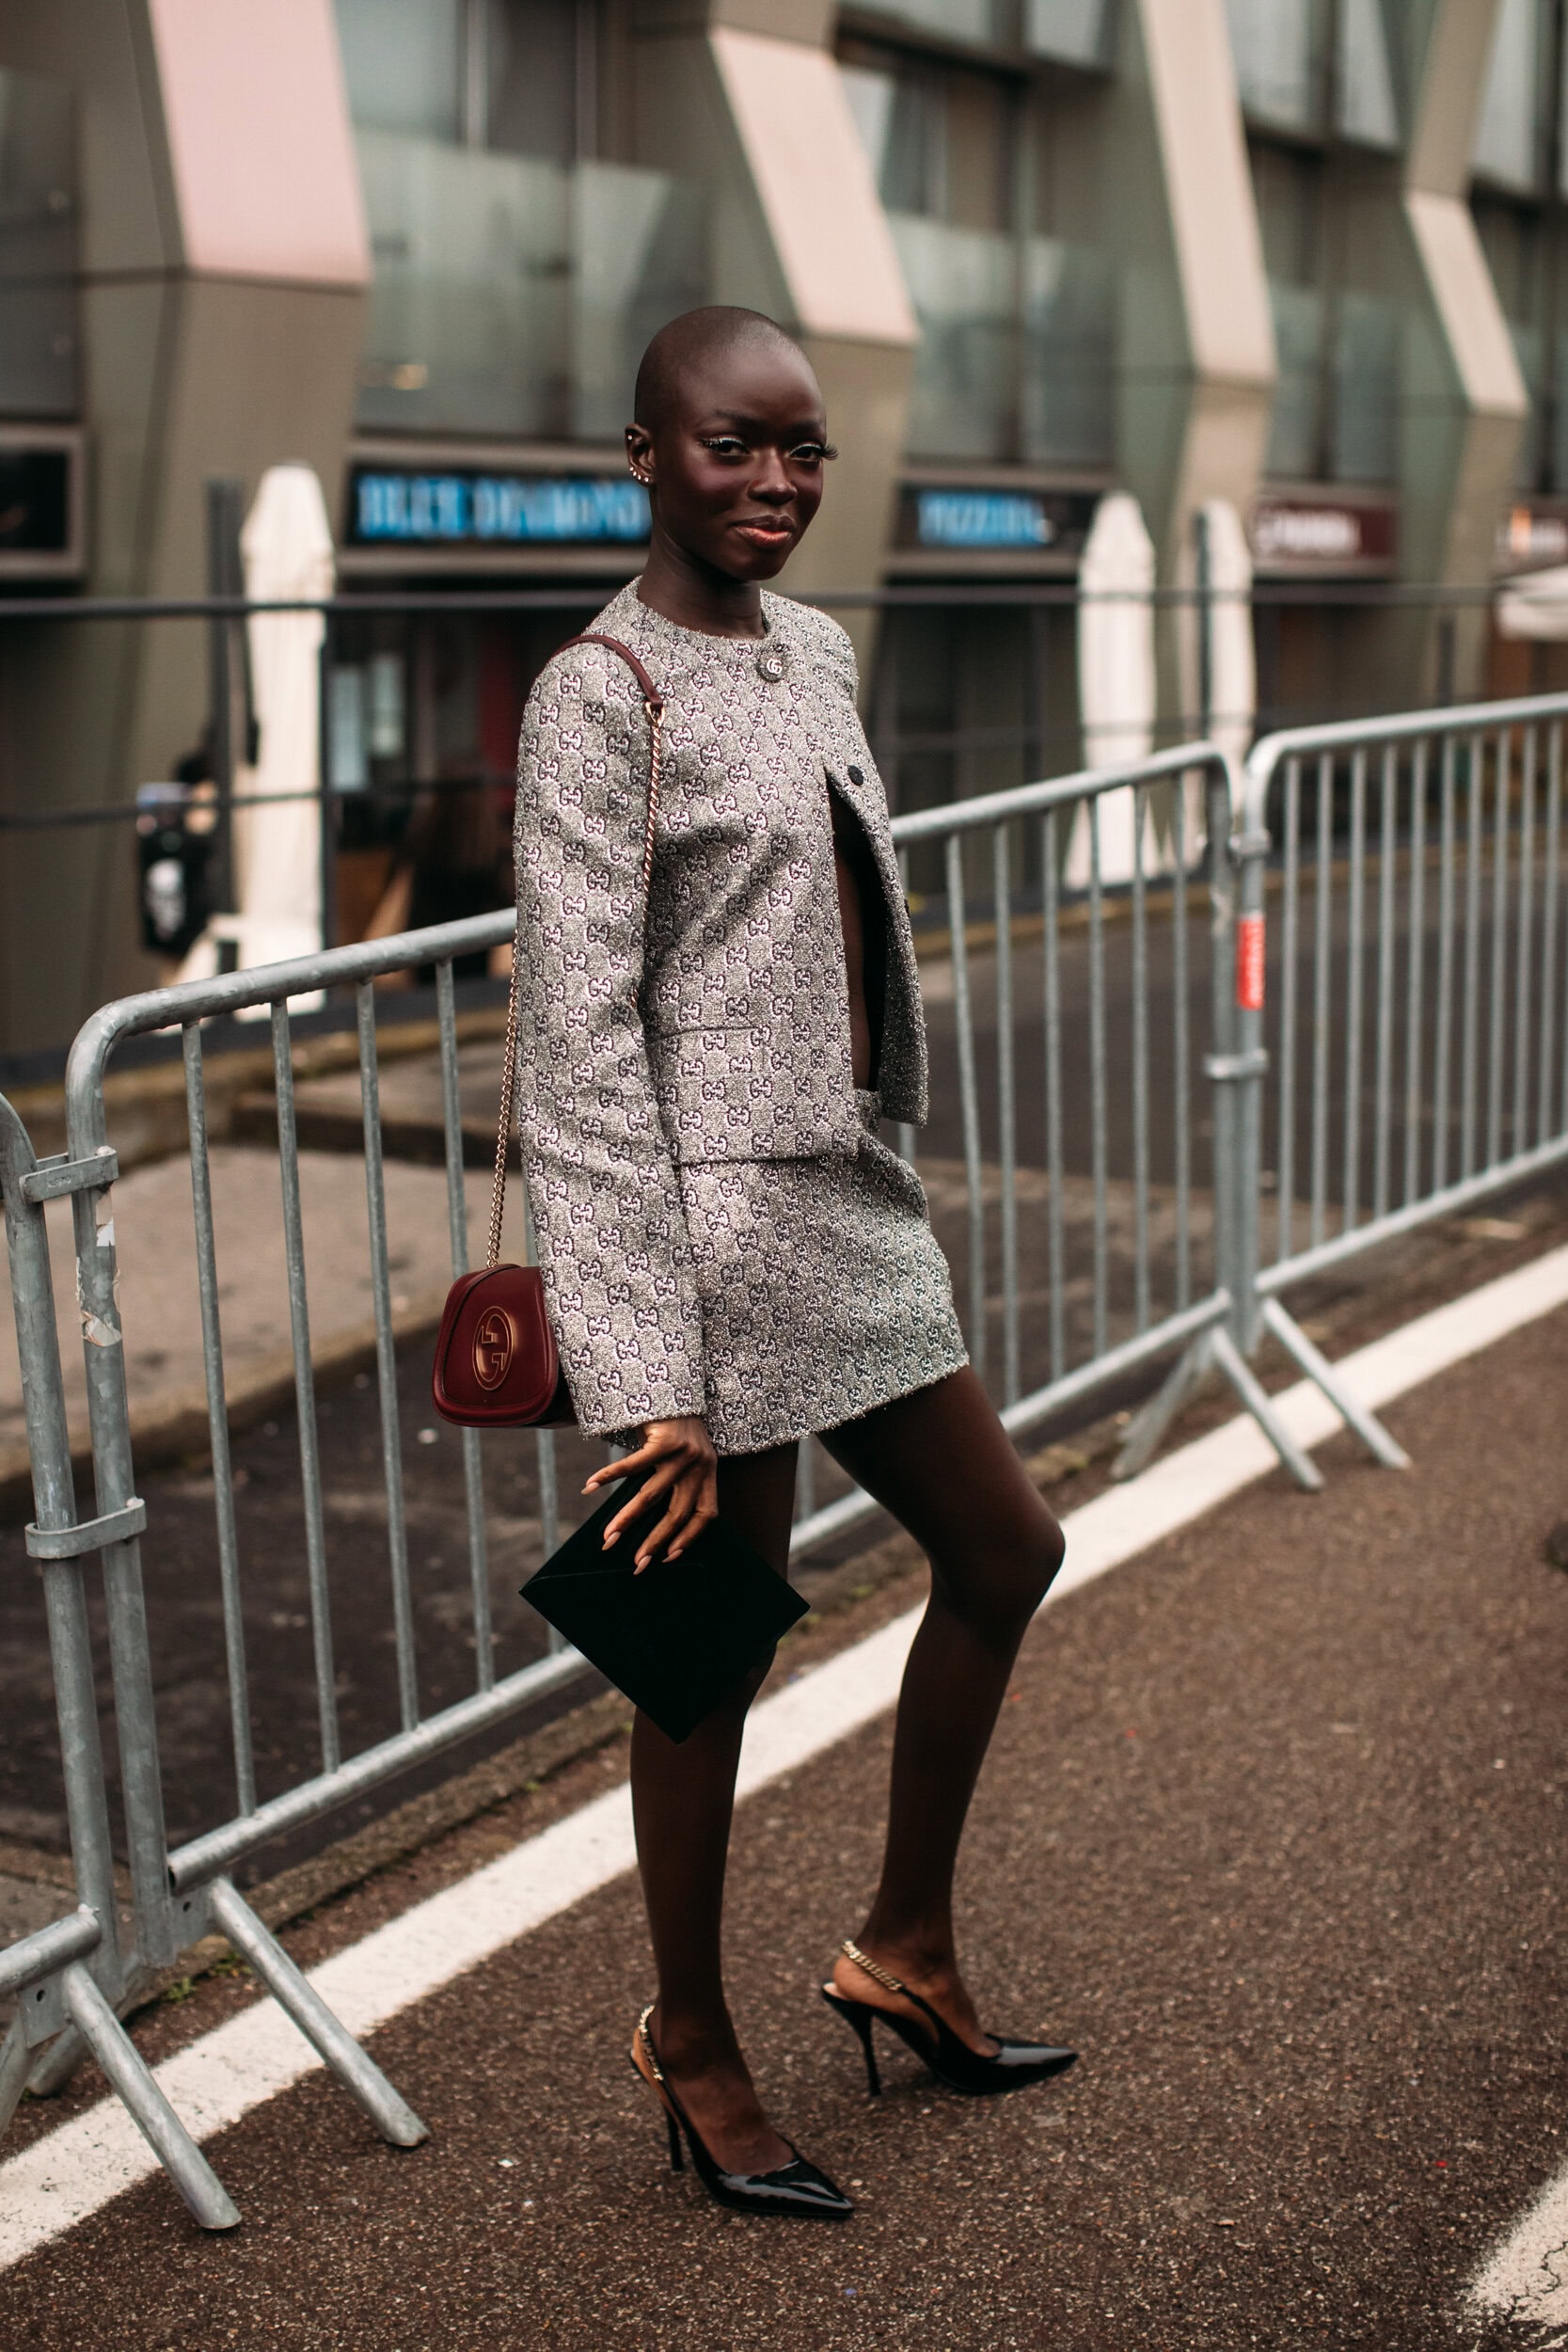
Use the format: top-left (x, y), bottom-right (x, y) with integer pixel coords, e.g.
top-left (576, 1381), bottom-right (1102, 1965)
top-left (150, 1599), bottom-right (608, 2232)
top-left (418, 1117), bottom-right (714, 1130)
top-left (821, 1366), bottom-right (1065, 2046)
top-left (631, 1439), bottom-right (799, 2171)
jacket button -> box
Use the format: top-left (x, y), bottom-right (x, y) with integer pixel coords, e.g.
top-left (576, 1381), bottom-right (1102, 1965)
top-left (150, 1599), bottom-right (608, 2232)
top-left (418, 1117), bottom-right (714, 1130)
top-left (847, 764), bottom-right (863, 786)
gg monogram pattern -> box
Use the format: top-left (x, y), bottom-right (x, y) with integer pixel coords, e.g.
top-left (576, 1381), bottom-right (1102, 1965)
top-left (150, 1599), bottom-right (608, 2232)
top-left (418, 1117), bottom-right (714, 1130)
top-left (512, 580), bottom-right (965, 1449)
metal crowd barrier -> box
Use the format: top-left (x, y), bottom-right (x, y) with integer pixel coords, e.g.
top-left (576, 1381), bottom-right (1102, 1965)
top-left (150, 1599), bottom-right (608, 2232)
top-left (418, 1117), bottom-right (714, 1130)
top-left (1228, 690), bottom-right (1568, 1400)
top-left (2, 724), bottom-right (1484, 2223)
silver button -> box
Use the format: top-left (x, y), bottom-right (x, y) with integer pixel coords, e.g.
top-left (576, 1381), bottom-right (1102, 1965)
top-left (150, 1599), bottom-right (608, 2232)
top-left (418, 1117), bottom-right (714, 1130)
top-left (756, 649), bottom-right (784, 684)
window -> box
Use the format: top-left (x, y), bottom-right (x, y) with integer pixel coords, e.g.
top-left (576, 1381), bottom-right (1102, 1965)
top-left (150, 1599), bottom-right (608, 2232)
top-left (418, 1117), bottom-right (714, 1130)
top-left (1473, 0), bottom-right (1546, 193)
top-left (0, 70), bottom-right (78, 420)
top-left (1223, 0), bottom-right (1321, 133)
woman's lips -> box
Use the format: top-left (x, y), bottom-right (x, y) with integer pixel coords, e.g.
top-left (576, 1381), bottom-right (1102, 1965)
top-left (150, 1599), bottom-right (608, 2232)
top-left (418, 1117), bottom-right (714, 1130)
top-left (735, 518), bottom-right (795, 546)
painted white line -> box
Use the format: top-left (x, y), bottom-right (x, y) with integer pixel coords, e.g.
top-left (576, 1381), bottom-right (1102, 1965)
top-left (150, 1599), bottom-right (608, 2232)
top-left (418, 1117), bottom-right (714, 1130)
top-left (1469, 2169), bottom-right (1568, 2325)
top-left (4, 1243), bottom-right (1567, 2271)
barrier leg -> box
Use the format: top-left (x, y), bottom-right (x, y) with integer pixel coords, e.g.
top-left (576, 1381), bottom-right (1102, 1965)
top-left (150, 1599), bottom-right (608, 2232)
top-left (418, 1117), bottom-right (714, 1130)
top-left (206, 1878), bottom-right (427, 2148)
top-left (1207, 1327), bottom-right (1323, 1492)
top-left (61, 1963), bottom-right (240, 2230)
top-left (1259, 1298), bottom-right (1411, 1470)
top-left (1112, 1335), bottom-right (1215, 1482)
top-left (0, 2016), bottom-right (32, 2137)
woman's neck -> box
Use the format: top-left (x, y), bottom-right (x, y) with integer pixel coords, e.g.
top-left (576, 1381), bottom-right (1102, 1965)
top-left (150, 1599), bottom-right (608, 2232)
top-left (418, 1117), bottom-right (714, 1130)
top-left (635, 534), bottom-right (768, 640)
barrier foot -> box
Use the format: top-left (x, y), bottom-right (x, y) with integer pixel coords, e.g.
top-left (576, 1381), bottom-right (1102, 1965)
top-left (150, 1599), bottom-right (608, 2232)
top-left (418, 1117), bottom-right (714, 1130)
top-left (1260, 1299), bottom-right (1412, 1470)
top-left (1112, 1336), bottom-right (1215, 1482)
top-left (62, 1963), bottom-right (240, 2230)
top-left (26, 2020), bottom-right (88, 2099)
top-left (0, 2015), bottom-right (32, 2139)
top-left (207, 1878), bottom-right (428, 2149)
top-left (1208, 1327), bottom-right (1323, 1492)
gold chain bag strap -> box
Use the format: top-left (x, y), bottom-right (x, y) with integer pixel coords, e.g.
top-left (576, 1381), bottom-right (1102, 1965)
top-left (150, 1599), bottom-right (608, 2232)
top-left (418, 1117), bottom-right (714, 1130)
top-left (431, 634), bottom-right (665, 1426)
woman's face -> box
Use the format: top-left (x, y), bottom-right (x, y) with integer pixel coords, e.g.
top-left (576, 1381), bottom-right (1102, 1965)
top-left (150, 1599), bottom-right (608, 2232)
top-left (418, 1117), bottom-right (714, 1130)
top-left (626, 339), bottom-right (832, 582)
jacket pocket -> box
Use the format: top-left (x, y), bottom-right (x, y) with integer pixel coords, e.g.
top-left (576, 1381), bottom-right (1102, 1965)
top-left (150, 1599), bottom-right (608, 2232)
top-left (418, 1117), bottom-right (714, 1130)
top-left (648, 1026), bottom-right (858, 1164)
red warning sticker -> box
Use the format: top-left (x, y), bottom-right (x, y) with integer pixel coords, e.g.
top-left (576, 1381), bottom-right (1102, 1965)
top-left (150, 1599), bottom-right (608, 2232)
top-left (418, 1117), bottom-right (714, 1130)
top-left (1236, 913), bottom-right (1265, 1012)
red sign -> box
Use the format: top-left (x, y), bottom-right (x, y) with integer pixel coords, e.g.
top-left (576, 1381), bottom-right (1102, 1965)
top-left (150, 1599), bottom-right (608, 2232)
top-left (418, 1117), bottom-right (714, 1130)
top-left (1236, 914), bottom-right (1265, 1012)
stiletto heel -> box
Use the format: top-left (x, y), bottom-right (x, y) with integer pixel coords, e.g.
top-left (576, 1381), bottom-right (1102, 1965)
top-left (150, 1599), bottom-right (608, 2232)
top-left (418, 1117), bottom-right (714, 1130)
top-left (823, 1940), bottom-right (1077, 2099)
top-left (819, 1987), bottom-right (881, 2095)
top-left (629, 2007), bottom-right (852, 2221)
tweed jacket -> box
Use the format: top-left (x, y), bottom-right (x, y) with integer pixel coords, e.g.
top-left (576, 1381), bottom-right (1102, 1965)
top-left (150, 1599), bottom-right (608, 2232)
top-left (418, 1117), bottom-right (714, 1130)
top-left (512, 580), bottom-right (929, 1435)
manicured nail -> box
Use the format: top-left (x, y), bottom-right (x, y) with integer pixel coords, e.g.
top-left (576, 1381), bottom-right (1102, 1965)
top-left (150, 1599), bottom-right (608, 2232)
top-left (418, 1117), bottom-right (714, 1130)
top-left (603, 1531), bottom-right (619, 1548)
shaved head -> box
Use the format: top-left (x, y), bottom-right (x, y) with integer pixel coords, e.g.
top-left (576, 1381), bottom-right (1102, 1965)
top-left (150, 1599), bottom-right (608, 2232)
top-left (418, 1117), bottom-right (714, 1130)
top-left (633, 307), bottom-right (811, 434)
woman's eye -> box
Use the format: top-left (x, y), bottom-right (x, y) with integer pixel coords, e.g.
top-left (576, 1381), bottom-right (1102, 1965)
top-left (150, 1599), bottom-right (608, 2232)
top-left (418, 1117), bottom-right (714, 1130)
top-left (701, 437), bottom-right (748, 456)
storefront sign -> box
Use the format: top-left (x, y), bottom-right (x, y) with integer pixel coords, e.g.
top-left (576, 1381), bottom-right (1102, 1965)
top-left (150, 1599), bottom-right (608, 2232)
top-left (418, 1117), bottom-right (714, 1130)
top-left (896, 484), bottom-right (1101, 560)
top-left (0, 434), bottom-right (83, 579)
top-left (1496, 501), bottom-right (1568, 573)
top-left (1249, 496), bottom-right (1398, 575)
top-left (349, 467), bottom-right (650, 548)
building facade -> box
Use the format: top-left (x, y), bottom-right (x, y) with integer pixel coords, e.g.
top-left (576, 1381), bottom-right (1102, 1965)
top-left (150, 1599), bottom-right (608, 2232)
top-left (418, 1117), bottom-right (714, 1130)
top-left (0, 0), bottom-right (1555, 1050)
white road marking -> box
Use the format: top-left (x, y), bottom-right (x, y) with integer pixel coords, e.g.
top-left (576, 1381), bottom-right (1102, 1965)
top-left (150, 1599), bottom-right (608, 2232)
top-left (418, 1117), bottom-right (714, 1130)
top-left (3, 1243), bottom-right (1567, 2272)
top-left (1469, 2171), bottom-right (1568, 2325)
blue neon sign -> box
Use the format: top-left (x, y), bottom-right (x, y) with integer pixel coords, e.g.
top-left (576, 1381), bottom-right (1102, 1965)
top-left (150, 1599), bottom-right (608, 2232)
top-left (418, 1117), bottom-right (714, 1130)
top-left (352, 469), bottom-right (651, 546)
top-left (915, 490), bottom-right (1056, 550)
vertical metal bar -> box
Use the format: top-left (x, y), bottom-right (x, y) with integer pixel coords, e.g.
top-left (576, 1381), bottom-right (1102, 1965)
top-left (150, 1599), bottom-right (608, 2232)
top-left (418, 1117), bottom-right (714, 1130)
top-left (357, 983), bottom-right (419, 1732)
top-left (1131, 783), bottom-right (1150, 1334)
top-left (1342, 747), bottom-right (1367, 1230)
top-left (1402, 739), bottom-right (1428, 1207)
top-left (436, 961), bottom-right (493, 1692)
top-left (1460, 730), bottom-right (1484, 1181)
top-left (1371, 745), bottom-right (1396, 1220)
top-left (1486, 729), bottom-right (1510, 1169)
top-left (1541, 723), bottom-right (1563, 1140)
top-left (182, 1025), bottom-right (257, 1814)
top-left (318, 620), bottom-right (337, 952)
top-left (945, 831), bottom-right (987, 1379)
top-left (1433, 735), bottom-right (1458, 1193)
top-left (1513, 723), bottom-right (1537, 1157)
top-left (896, 847), bottom-right (917, 1166)
top-left (1309, 753), bottom-right (1332, 1248)
top-left (517, 1179), bottom-right (562, 1586)
top-left (1041, 807), bottom-right (1066, 1381)
top-left (993, 825), bottom-right (1020, 1406)
top-left (272, 1004), bottom-right (341, 1770)
top-left (796, 1436), bottom-right (816, 1526)
top-left (1277, 756), bottom-right (1301, 1263)
top-left (1087, 795), bottom-right (1109, 1360)
top-left (1170, 770), bottom-right (1192, 1311)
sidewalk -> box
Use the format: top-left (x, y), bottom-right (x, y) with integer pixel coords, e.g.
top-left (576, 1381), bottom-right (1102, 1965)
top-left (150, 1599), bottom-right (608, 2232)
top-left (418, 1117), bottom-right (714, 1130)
top-left (1, 1290), bottom-right (1564, 2347)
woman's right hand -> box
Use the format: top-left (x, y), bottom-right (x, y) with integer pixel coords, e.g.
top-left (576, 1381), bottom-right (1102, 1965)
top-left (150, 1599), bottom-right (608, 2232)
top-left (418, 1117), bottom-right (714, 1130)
top-left (584, 1416), bottom-right (718, 1571)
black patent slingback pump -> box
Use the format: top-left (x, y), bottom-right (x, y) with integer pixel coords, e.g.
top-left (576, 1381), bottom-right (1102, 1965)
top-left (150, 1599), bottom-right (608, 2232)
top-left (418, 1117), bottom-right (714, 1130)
top-left (629, 2007), bottom-right (853, 2221)
top-left (821, 1940), bottom-right (1077, 2098)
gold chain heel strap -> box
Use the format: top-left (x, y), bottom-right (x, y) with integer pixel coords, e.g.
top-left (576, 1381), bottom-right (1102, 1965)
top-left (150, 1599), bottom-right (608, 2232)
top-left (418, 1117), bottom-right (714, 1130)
top-left (841, 1938), bottom-right (908, 1997)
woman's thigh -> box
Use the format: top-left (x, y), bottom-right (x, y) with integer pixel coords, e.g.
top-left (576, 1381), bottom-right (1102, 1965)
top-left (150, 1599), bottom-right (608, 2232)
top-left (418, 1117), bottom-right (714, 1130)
top-left (715, 1441), bottom-right (799, 1579)
top-left (820, 1369), bottom-right (1064, 1632)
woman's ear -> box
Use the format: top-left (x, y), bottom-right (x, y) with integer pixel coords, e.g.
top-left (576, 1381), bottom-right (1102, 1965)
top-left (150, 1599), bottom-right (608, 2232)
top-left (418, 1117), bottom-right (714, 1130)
top-left (626, 424), bottom-right (654, 487)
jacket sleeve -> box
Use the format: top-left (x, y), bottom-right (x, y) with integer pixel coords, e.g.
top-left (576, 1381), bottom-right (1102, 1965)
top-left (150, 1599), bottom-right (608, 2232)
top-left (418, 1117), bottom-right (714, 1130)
top-left (512, 647), bottom-right (705, 1435)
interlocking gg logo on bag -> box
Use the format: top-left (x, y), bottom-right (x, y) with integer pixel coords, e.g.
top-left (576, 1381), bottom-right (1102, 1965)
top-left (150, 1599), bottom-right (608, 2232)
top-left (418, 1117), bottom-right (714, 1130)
top-left (473, 1306), bottom-right (515, 1391)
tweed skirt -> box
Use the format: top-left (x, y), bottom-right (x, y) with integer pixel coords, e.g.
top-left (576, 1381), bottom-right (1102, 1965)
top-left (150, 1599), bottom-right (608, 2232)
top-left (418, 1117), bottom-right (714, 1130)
top-left (674, 1092), bottom-right (969, 1456)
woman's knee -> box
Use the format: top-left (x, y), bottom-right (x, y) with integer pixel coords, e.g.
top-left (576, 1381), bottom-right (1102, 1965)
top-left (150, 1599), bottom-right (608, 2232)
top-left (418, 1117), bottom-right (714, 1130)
top-left (936, 1494), bottom-right (1064, 1643)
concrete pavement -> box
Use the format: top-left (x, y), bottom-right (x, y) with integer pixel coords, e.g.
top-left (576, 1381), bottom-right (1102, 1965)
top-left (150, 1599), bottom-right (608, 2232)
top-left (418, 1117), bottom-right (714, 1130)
top-left (0, 1286), bottom-right (1565, 2344)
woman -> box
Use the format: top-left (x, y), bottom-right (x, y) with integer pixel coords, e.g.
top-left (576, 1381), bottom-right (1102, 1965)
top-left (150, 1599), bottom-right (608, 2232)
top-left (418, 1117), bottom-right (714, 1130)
top-left (514, 306), bottom-right (1072, 2222)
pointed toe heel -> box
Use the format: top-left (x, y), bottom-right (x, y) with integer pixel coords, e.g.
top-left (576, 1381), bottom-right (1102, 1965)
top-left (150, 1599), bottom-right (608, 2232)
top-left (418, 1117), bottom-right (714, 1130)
top-left (631, 2007), bottom-right (853, 2221)
top-left (823, 1941), bottom-right (1077, 2100)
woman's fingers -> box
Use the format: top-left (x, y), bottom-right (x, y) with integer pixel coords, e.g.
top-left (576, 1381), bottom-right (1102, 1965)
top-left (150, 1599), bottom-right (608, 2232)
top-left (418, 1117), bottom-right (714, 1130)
top-left (665, 1458), bottom-right (720, 1562)
top-left (602, 1459), bottom-right (679, 1548)
top-left (634, 1472), bottom-right (709, 1571)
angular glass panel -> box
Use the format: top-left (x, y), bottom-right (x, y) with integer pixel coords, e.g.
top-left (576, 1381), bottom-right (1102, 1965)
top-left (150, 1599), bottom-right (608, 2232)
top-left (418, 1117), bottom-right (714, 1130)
top-left (355, 133), bottom-right (569, 433)
top-left (1473, 0), bottom-right (1542, 191)
top-left (892, 216), bottom-right (1015, 459)
top-left (1022, 238), bottom-right (1116, 467)
top-left (1331, 290), bottom-right (1399, 483)
top-left (841, 66), bottom-right (897, 186)
top-left (1025, 0), bottom-right (1113, 67)
top-left (335, 0), bottom-right (462, 139)
top-left (570, 164), bottom-right (708, 439)
top-left (0, 70), bottom-right (78, 419)
top-left (856, 0), bottom-right (1002, 46)
top-left (352, 135), bottom-right (707, 437)
top-left (1508, 318), bottom-right (1544, 488)
top-left (1553, 328), bottom-right (1568, 490)
top-left (1336, 0), bottom-right (1400, 150)
top-left (1264, 280), bottom-right (1324, 480)
top-left (1223, 0), bottom-right (1317, 131)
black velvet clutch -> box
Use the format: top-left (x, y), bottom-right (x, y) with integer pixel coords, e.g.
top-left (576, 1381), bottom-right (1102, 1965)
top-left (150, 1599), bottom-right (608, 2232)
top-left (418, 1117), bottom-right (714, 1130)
top-left (520, 1470), bottom-right (808, 1743)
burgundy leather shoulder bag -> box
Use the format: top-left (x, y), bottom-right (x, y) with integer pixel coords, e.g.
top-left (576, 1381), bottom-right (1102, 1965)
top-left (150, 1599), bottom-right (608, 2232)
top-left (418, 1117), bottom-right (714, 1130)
top-left (431, 633), bottom-right (665, 1427)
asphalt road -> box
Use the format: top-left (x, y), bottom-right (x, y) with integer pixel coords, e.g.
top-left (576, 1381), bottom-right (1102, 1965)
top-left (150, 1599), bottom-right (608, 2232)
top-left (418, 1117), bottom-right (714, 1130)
top-left (2, 1296), bottom-right (1565, 2348)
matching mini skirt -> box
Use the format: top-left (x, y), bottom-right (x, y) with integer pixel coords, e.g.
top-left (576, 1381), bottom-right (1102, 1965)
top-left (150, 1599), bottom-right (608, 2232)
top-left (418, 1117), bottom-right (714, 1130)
top-left (676, 1092), bottom-right (969, 1457)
